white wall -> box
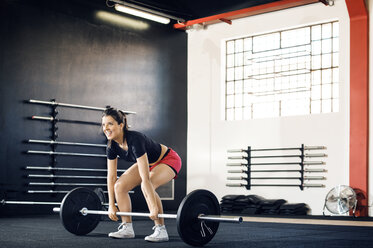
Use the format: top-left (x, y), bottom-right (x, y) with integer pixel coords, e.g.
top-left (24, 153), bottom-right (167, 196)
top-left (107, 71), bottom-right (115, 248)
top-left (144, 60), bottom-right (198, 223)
top-left (187, 0), bottom-right (352, 215)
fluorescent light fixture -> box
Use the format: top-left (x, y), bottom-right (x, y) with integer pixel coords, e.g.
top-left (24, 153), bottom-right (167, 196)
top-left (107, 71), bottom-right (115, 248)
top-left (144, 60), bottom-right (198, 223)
top-left (95, 11), bottom-right (149, 30)
top-left (114, 4), bottom-right (170, 24)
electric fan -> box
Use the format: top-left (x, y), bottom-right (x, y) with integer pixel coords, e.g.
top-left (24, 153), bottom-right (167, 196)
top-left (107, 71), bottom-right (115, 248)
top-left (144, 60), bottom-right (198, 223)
top-left (323, 185), bottom-right (357, 216)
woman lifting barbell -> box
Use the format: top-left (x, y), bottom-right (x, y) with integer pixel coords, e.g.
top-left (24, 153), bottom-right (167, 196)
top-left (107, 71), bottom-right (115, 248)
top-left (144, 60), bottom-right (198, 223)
top-left (102, 107), bottom-right (182, 242)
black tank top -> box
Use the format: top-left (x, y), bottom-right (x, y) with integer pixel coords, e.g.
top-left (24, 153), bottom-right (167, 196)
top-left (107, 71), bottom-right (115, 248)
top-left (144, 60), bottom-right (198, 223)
top-left (106, 130), bottom-right (161, 163)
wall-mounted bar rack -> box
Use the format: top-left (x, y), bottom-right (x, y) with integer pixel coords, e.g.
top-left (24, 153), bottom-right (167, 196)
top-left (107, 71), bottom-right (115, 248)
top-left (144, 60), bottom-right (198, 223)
top-left (24, 99), bottom-right (135, 195)
top-left (226, 144), bottom-right (327, 190)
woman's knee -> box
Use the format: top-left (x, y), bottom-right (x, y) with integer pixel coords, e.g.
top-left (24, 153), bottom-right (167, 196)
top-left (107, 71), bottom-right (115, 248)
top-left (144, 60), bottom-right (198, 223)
top-left (114, 180), bottom-right (131, 194)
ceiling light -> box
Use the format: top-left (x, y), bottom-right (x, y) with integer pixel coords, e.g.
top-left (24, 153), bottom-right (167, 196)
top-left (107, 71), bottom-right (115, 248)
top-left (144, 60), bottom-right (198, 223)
top-left (114, 4), bottom-right (170, 24)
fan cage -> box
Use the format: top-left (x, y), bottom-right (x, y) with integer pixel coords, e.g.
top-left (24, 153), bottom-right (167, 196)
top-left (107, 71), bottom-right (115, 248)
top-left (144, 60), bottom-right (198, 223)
top-left (323, 185), bottom-right (357, 216)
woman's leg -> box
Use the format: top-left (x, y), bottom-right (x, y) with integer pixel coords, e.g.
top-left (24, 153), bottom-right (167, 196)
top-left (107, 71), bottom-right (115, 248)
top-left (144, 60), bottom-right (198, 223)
top-left (114, 163), bottom-right (142, 223)
top-left (149, 164), bottom-right (176, 226)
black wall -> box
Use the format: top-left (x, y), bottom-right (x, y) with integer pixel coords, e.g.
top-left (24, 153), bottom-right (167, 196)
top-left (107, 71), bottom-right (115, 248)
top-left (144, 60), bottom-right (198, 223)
top-left (0, 0), bottom-right (187, 215)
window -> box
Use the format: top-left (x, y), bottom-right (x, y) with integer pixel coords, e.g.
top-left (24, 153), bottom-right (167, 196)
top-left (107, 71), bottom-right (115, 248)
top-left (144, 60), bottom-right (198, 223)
top-left (225, 21), bottom-right (339, 120)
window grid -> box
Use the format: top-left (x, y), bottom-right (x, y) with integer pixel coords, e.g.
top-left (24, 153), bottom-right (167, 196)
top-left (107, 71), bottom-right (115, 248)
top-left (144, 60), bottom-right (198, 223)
top-left (225, 21), bottom-right (339, 120)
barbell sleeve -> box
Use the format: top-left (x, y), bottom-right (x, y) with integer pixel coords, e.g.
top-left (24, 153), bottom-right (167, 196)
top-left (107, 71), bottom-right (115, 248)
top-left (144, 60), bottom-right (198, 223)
top-left (303, 184), bottom-right (325, 187)
top-left (198, 215), bottom-right (243, 223)
top-left (227, 169), bottom-right (247, 173)
top-left (31, 116), bottom-right (53, 121)
top-left (304, 176), bottom-right (326, 180)
top-left (303, 161), bottom-right (325, 165)
top-left (227, 149), bottom-right (244, 153)
top-left (226, 163), bottom-right (247, 166)
top-left (227, 176), bottom-right (246, 180)
top-left (226, 183), bottom-right (244, 187)
top-left (304, 146), bottom-right (327, 150)
top-left (228, 156), bottom-right (247, 159)
top-left (305, 153), bottom-right (328, 157)
top-left (304, 169), bottom-right (327, 172)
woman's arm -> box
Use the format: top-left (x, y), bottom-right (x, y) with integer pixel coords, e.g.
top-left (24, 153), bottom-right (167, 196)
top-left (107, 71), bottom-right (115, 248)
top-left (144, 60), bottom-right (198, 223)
top-left (136, 153), bottom-right (159, 220)
top-left (107, 158), bottom-right (119, 221)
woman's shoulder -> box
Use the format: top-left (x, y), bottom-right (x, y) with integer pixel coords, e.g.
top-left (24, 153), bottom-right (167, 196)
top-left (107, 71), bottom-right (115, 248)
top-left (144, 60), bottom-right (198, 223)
top-left (108, 140), bottom-right (119, 150)
top-left (126, 130), bottom-right (148, 144)
top-left (127, 130), bottom-right (145, 138)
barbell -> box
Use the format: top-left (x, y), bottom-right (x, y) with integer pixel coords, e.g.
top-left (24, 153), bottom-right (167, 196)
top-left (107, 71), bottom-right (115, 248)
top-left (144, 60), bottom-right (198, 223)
top-left (53, 187), bottom-right (242, 246)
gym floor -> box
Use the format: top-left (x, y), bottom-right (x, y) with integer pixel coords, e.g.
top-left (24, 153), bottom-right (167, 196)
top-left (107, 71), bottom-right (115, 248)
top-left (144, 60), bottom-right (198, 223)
top-left (1, 215), bottom-right (373, 248)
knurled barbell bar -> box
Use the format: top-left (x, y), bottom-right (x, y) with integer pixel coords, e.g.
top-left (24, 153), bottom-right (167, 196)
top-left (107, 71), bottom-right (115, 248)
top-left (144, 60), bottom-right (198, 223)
top-left (2, 188), bottom-right (108, 206)
top-left (52, 187), bottom-right (242, 246)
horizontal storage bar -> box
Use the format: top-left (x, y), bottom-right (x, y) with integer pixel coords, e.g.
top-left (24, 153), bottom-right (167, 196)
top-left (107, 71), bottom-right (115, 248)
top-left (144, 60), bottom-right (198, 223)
top-left (27, 190), bottom-right (96, 194)
top-left (250, 162), bottom-right (301, 165)
top-left (27, 174), bottom-right (111, 179)
top-left (26, 166), bottom-right (126, 173)
top-left (28, 139), bottom-right (107, 148)
top-left (29, 182), bottom-right (107, 186)
top-left (27, 190), bottom-right (133, 194)
top-left (228, 155), bottom-right (328, 159)
top-left (226, 183), bottom-right (325, 188)
top-left (29, 99), bottom-right (136, 114)
top-left (227, 162), bottom-right (325, 166)
top-left (227, 169), bottom-right (326, 174)
top-left (227, 176), bottom-right (326, 180)
top-left (227, 146), bottom-right (327, 153)
top-left (1, 200), bottom-right (61, 205)
top-left (31, 116), bottom-right (102, 125)
top-left (27, 150), bottom-right (106, 157)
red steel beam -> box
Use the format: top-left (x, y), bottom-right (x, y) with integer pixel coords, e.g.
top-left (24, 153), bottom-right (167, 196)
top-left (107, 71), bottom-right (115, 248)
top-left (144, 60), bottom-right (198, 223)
top-left (345, 0), bottom-right (369, 217)
top-left (174, 0), bottom-right (327, 30)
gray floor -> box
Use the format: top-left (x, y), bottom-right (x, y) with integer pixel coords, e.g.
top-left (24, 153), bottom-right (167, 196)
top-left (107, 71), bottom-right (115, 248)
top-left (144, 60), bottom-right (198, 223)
top-left (1, 215), bottom-right (373, 248)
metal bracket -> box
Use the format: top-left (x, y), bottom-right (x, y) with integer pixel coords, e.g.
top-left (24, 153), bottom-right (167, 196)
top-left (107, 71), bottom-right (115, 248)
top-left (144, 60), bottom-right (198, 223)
top-left (319, 0), bottom-right (334, 6)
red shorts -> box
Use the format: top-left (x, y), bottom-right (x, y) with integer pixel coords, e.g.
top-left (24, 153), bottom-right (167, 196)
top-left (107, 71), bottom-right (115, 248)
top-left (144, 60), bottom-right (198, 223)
top-left (149, 148), bottom-right (182, 178)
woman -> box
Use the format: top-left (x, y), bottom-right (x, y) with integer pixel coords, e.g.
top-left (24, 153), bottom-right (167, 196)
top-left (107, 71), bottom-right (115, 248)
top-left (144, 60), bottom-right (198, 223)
top-left (102, 107), bottom-right (182, 242)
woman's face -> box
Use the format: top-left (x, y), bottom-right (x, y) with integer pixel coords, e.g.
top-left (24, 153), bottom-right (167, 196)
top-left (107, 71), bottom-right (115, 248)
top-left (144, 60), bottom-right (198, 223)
top-left (102, 115), bottom-right (124, 141)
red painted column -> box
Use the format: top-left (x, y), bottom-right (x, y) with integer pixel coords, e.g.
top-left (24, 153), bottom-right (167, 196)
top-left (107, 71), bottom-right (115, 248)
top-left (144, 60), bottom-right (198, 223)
top-left (345, 0), bottom-right (369, 216)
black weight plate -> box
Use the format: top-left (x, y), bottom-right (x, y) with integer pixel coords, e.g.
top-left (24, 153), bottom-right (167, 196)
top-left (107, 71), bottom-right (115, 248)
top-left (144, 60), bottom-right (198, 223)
top-left (177, 189), bottom-right (220, 246)
top-left (60, 187), bottom-right (101, 235)
top-left (93, 187), bottom-right (106, 209)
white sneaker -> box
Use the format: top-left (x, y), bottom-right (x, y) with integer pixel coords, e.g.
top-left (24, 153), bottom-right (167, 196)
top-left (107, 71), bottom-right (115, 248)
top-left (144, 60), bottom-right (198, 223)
top-left (108, 222), bottom-right (135, 239)
top-left (144, 225), bottom-right (169, 242)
